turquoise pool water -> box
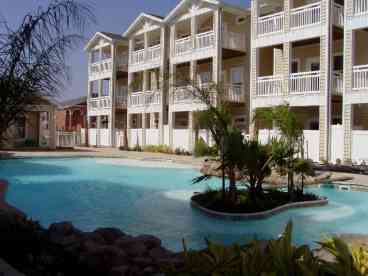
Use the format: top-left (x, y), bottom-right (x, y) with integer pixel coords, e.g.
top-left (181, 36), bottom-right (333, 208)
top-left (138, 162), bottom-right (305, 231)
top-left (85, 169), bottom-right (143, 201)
top-left (0, 157), bottom-right (367, 251)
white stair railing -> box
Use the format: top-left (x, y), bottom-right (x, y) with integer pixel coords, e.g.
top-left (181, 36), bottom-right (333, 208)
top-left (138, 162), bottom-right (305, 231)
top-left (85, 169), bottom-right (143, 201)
top-left (289, 71), bottom-right (320, 94)
top-left (354, 0), bottom-right (368, 15)
top-left (147, 45), bottom-right (161, 61)
top-left (131, 49), bottom-right (145, 65)
top-left (353, 65), bottom-right (368, 90)
top-left (333, 3), bottom-right (344, 26)
top-left (195, 31), bottom-right (215, 50)
top-left (257, 12), bottom-right (285, 36)
top-left (332, 71), bottom-right (343, 94)
top-left (89, 58), bottom-right (113, 76)
top-left (224, 85), bottom-right (245, 103)
top-left (291, 2), bottom-right (321, 29)
top-left (175, 37), bottom-right (193, 56)
top-left (129, 92), bottom-right (145, 107)
top-left (257, 76), bottom-right (283, 96)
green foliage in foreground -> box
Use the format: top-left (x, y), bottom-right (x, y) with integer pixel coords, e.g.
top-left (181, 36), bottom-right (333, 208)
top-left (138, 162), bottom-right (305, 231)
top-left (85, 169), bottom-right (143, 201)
top-left (193, 138), bottom-right (217, 157)
top-left (163, 222), bottom-right (368, 276)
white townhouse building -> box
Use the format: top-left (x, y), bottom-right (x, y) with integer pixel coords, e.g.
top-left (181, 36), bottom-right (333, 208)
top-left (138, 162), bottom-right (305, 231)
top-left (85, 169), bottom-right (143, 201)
top-left (343, 0), bottom-right (368, 163)
top-left (124, 13), bottom-right (168, 149)
top-left (122, 0), bottom-right (250, 151)
top-left (250, 0), bottom-right (345, 162)
top-left (85, 32), bottom-right (129, 147)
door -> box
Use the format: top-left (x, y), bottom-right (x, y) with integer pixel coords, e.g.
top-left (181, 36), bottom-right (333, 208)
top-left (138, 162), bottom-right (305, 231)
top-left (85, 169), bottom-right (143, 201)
top-left (306, 57), bottom-right (320, 71)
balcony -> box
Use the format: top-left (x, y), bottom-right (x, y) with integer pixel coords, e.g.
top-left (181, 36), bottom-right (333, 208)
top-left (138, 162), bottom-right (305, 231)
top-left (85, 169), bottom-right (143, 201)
top-left (289, 71), bottom-right (320, 94)
top-left (257, 76), bottom-right (284, 97)
top-left (131, 45), bottom-right (162, 67)
top-left (88, 96), bottom-right (112, 115)
top-left (290, 2), bottom-right (321, 30)
top-left (224, 85), bottom-right (245, 103)
top-left (257, 12), bottom-right (285, 36)
top-left (128, 91), bottom-right (161, 108)
top-left (354, 0), bottom-right (368, 15)
top-left (89, 58), bottom-right (113, 77)
top-left (353, 65), bottom-right (368, 90)
top-left (117, 55), bottom-right (129, 71)
top-left (174, 31), bottom-right (215, 57)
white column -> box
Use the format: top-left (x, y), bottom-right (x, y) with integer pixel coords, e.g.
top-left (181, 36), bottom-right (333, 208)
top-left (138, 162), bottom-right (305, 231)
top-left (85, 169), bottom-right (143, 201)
top-left (49, 107), bottom-right (57, 149)
top-left (191, 14), bottom-right (197, 49)
top-left (110, 44), bottom-right (116, 147)
top-left (96, 116), bottom-right (101, 147)
top-left (159, 27), bottom-right (167, 145)
top-left (127, 71), bottom-right (133, 147)
top-left (190, 60), bottom-right (197, 85)
top-left (142, 113), bottom-right (146, 147)
top-left (169, 111), bottom-right (175, 149)
top-left (144, 32), bottom-right (149, 62)
top-left (188, 111), bottom-right (194, 152)
top-left (213, 9), bottom-right (222, 85)
top-left (170, 25), bottom-right (176, 58)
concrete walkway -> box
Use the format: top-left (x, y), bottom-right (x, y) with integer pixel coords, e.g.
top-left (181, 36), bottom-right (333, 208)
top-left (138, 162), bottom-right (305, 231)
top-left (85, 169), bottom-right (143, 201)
top-left (0, 147), bottom-right (205, 168)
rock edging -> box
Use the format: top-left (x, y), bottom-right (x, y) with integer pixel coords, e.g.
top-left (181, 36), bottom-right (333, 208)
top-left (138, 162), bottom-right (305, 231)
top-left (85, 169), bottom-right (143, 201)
top-left (191, 195), bottom-right (329, 220)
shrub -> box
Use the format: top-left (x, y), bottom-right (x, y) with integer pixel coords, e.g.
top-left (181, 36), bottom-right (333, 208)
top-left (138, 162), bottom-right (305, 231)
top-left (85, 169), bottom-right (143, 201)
top-left (193, 138), bottom-right (216, 157)
top-left (174, 147), bottom-right (191, 156)
top-left (24, 139), bottom-right (38, 148)
top-left (144, 145), bottom-right (172, 154)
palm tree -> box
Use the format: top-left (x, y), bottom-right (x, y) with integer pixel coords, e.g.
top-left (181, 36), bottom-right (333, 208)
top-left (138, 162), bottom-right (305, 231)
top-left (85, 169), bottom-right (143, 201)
top-left (294, 158), bottom-right (314, 195)
top-left (254, 105), bottom-right (304, 198)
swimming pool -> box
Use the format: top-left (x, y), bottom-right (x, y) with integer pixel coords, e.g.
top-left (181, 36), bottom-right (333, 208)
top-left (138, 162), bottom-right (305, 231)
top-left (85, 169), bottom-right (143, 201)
top-left (0, 157), bottom-right (367, 252)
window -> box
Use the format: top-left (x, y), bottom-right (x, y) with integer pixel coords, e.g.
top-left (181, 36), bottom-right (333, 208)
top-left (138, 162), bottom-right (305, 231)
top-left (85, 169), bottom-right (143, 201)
top-left (14, 116), bottom-right (26, 139)
top-left (91, 50), bottom-right (100, 63)
top-left (101, 116), bottom-right (109, 129)
top-left (199, 72), bottom-right (211, 85)
top-left (306, 57), bottom-right (320, 72)
top-left (230, 67), bottom-right (244, 86)
top-left (90, 81), bottom-right (99, 98)
top-left (102, 79), bottom-right (110, 97)
top-left (310, 62), bottom-right (320, 71)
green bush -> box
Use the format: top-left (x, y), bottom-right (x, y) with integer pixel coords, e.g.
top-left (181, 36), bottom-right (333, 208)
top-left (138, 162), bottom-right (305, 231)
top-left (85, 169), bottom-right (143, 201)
top-left (144, 145), bottom-right (172, 154)
top-left (162, 222), bottom-right (368, 276)
top-left (23, 139), bottom-right (38, 148)
top-left (194, 138), bottom-right (216, 157)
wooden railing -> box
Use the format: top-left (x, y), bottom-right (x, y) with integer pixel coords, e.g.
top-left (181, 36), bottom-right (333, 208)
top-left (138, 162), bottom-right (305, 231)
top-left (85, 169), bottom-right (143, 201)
top-left (131, 49), bottom-right (145, 65)
top-left (146, 45), bottom-right (161, 62)
top-left (257, 12), bottom-right (285, 36)
top-left (289, 71), bottom-right (320, 94)
top-left (354, 0), bottom-right (368, 15)
top-left (333, 3), bottom-right (344, 27)
top-left (257, 76), bottom-right (283, 96)
top-left (291, 2), bottom-right (321, 29)
top-left (353, 65), bottom-right (368, 90)
top-left (175, 36), bottom-right (193, 56)
top-left (89, 58), bottom-right (113, 76)
top-left (128, 91), bottom-right (161, 107)
top-left (174, 31), bottom-right (215, 56)
top-left (196, 31), bottom-right (215, 50)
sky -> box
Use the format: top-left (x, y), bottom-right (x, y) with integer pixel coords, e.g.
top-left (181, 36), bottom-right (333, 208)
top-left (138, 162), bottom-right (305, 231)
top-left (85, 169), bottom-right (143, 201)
top-left (1, 0), bottom-right (250, 102)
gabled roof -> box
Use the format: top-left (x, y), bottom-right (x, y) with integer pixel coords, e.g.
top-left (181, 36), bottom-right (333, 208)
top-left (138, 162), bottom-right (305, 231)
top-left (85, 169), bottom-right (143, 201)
top-left (59, 96), bottom-right (87, 109)
top-left (123, 12), bottom-right (165, 38)
top-left (84, 32), bottom-right (127, 51)
top-left (165, 0), bottom-right (249, 23)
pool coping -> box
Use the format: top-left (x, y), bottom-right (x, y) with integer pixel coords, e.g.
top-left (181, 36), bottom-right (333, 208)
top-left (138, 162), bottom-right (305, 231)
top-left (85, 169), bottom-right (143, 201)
top-left (191, 195), bottom-right (329, 220)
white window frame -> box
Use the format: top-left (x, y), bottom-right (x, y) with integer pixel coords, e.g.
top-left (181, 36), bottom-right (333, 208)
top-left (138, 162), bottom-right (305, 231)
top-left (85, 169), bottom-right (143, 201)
top-left (230, 66), bottom-right (244, 86)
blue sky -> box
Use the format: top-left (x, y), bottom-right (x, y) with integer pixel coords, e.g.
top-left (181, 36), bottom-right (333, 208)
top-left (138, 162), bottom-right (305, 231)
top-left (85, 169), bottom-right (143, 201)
top-left (1, 0), bottom-right (250, 102)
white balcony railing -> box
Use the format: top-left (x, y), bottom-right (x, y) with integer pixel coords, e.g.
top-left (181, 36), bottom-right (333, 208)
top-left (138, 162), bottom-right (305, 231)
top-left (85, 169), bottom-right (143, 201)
top-left (56, 131), bottom-right (78, 148)
top-left (291, 2), bottom-right (321, 29)
top-left (147, 45), bottom-right (161, 62)
top-left (196, 31), bottom-right (216, 50)
top-left (89, 58), bottom-right (113, 76)
top-left (289, 71), bottom-right (320, 94)
top-left (88, 96), bottom-right (112, 112)
top-left (354, 0), bottom-right (368, 15)
top-left (175, 37), bottom-right (193, 56)
top-left (332, 71), bottom-right (343, 94)
top-left (257, 76), bottom-right (283, 97)
top-left (353, 65), bottom-right (368, 90)
top-left (129, 91), bottom-right (161, 107)
top-left (333, 3), bottom-right (344, 27)
top-left (131, 49), bottom-right (145, 65)
top-left (224, 85), bottom-right (245, 103)
top-left (174, 31), bottom-right (215, 57)
top-left (223, 31), bottom-right (246, 50)
top-left (257, 12), bottom-right (285, 36)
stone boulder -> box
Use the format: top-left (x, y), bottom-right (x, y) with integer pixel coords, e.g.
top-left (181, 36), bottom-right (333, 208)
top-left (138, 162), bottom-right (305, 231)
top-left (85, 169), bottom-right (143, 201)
top-left (94, 227), bottom-right (126, 245)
